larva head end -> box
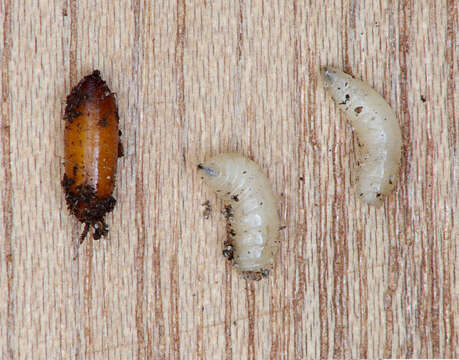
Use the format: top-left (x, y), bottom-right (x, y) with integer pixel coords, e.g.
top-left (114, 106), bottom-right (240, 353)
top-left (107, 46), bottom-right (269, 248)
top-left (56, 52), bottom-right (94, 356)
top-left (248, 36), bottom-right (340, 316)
top-left (197, 164), bottom-right (215, 176)
top-left (320, 66), bottom-right (336, 88)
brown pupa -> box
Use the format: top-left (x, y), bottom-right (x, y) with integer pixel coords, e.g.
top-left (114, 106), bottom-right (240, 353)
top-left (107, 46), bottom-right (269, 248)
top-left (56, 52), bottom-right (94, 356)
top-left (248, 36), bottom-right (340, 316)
top-left (62, 70), bottom-right (123, 243)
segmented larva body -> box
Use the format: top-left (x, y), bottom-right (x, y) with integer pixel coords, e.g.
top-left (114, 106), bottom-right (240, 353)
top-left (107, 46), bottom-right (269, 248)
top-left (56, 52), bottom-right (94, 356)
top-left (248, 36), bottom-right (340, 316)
top-left (198, 153), bottom-right (280, 280)
top-left (321, 67), bottom-right (402, 207)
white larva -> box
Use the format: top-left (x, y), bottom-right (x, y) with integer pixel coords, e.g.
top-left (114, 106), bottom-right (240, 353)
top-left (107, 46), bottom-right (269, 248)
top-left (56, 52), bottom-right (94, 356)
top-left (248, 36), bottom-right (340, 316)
top-left (321, 67), bottom-right (402, 207)
top-left (198, 153), bottom-right (280, 280)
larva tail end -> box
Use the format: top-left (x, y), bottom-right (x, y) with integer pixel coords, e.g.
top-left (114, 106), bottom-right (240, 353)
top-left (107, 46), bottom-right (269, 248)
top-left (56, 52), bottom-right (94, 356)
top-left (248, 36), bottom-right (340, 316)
top-left (359, 190), bottom-right (385, 208)
top-left (93, 220), bottom-right (108, 240)
top-left (367, 197), bottom-right (384, 209)
top-left (79, 223), bottom-right (91, 245)
top-left (241, 269), bottom-right (270, 281)
top-left (374, 201), bottom-right (384, 209)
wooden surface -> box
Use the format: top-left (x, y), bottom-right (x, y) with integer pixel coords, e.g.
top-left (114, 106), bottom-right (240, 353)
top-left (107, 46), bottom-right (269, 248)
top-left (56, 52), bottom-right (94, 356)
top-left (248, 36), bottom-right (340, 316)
top-left (0, 0), bottom-right (457, 359)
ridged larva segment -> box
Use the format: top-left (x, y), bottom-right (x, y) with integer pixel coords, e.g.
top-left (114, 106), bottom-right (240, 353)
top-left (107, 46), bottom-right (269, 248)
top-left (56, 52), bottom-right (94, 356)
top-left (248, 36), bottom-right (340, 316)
top-left (198, 153), bottom-right (280, 280)
top-left (321, 67), bottom-right (402, 207)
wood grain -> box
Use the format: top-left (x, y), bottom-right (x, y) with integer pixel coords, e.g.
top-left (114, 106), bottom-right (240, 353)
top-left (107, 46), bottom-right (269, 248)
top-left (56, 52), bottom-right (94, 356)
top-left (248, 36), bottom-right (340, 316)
top-left (0, 0), bottom-right (457, 358)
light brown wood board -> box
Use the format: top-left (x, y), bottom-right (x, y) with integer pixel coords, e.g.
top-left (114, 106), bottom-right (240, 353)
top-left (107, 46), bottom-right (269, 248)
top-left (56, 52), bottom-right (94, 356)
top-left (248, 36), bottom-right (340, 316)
top-left (0, 0), bottom-right (457, 359)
